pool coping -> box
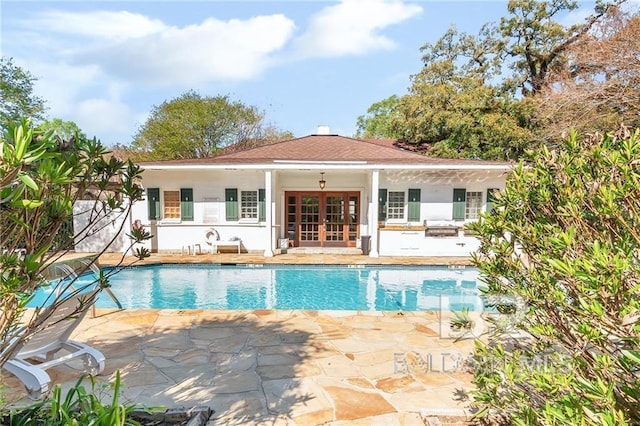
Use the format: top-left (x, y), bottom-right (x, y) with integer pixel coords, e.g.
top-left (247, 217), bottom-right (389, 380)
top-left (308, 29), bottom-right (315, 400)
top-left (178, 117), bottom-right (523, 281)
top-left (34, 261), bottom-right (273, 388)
top-left (92, 252), bottom-right (475, 267)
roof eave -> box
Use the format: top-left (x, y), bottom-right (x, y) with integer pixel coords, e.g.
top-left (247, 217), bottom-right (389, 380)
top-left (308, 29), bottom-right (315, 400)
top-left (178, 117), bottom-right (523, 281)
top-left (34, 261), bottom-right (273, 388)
top-left (140, 162), bottom-right (513, 171)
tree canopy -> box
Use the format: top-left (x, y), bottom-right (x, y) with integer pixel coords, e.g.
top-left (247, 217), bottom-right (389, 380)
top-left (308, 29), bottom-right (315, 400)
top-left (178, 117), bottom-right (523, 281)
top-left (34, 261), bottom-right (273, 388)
top-left (37, 118), bottom-right (86, 142)
top-left (393, 67), bottom-right (536, 160)
top-left (357, 0), bottom-right (631, 160)
top-left (0, 57), bottom-right (47, 125)
top-left (355, 95), bottom-right (400, 139)
top-left (131, 91), bottom-right (291, 161)
top-left (533, 8), bottom-right (640, 141)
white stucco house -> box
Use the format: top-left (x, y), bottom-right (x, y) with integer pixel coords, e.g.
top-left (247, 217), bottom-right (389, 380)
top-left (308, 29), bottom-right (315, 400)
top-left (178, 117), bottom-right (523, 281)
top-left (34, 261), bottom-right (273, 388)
top-left (77, 129), bottom-right (511, 257)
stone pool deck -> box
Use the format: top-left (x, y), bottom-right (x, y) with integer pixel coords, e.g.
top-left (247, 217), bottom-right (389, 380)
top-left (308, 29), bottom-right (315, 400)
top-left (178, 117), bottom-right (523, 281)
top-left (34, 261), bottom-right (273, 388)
top-left (3, 253), bottom-right (478, 425)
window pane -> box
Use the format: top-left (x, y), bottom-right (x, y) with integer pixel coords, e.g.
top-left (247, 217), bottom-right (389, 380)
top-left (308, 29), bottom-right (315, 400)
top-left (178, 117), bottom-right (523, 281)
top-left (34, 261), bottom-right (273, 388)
top-left (163, 191), bottom-right (180, 219)
top-left (465, 191), bottom-right (483, 220)
top-left (241, 190), bottom-right (258, 219)
top-left (387, 191), bottom-right (405, 220)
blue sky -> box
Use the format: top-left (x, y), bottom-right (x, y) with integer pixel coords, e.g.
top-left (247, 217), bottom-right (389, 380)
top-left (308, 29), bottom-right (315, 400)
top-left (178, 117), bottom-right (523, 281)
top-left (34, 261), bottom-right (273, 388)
top-left (1, 1), bottom-right (594, 146)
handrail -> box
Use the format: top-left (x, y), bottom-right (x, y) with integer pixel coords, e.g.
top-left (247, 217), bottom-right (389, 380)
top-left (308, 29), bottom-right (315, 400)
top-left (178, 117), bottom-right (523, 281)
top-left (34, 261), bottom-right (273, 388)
top-left (78, 258), bottom-right (123, 312)
top-left (44, 259), bottom-right (124, 315)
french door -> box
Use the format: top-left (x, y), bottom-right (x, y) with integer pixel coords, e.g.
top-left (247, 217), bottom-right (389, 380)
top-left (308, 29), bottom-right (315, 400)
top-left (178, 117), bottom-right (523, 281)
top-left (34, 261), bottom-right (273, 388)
top-left (285, 191), bottom-right (359, 247)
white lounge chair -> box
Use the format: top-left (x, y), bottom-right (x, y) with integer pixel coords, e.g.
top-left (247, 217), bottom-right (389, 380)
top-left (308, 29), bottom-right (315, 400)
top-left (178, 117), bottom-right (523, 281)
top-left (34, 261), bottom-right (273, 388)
top-left (2, 289), bottom-right (106, 399)
top-left (1, 248), bottom-right (27, 258)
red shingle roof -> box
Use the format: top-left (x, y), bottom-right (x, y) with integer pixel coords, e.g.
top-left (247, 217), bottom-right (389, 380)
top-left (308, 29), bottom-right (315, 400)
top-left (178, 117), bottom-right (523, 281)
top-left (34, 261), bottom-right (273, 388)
top-left (139, 135), bottom-right (510, 167)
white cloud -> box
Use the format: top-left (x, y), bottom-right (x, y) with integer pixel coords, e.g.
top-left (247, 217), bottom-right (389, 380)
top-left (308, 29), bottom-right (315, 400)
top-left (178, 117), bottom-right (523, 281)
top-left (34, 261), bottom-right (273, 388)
top-left (293, 0), bottom-right (422, 58)
top-left (6, 8), bottom-right (298, 143)
top-left (14, 57), bottom-right (136, 143)
top-left (5, 3), bottom-right (421, 143)
top-left (20, 10), bottom-right (296, 87)
top-left (85, 14), bottom-right (296, 86)
top-left (27, 61), bottom-right (103, 116)
top-left (26, 10), bottom-right (167, 41)
top-left (15, 3), bottom-right (420, 91)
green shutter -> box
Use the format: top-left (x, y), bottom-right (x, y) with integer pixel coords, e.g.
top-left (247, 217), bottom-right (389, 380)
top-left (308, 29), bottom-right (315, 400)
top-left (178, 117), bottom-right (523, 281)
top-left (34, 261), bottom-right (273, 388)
top-left (259, 189), bottom-right (266, 222)
top-left (225, 188), bottom-right (238, 221)
top-left (408, 188), bottom-right (421, 222)
top-left (452, 188), bottom-right (466, 220)
top-left (147, 188), bottom-right (160, 220)
top-left (180, 188), bottom-right (194, 221)
top-left (486, 188), bottom-right (498, 213)
top-left (378, 188), bottom-right (388, 221)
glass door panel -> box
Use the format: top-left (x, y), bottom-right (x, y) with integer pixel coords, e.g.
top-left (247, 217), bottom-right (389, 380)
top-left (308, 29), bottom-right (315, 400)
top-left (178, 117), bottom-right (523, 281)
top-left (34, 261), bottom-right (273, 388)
top-left (286, 195), bottom-right (297, 246)
top-left (324, 195), bottom-right (345, 242)
top-left (348, 195), bottom-right (358, 242)
top-left (299, 195), bottom-right (320, 244)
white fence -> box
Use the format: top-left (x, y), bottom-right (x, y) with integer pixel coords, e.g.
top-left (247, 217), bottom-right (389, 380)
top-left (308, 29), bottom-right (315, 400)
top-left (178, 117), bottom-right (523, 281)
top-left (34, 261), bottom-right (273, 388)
top-left (73, 200), bottom-right (130, 253)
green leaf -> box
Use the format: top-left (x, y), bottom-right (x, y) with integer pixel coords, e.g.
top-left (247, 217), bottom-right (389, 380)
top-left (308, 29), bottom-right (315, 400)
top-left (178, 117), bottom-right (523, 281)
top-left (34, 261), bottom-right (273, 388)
top-left (9, 199), bottom-right (43, 208)
top-left (18, 173), bottom-right (38, 190)
top-left (621, 350), bottom-right (640, 365)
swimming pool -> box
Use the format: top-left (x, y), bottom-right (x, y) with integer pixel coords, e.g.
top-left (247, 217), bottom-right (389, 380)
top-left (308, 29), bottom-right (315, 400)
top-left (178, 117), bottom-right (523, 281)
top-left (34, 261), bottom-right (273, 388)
top-left (30, 264), bottom-right (484, 311)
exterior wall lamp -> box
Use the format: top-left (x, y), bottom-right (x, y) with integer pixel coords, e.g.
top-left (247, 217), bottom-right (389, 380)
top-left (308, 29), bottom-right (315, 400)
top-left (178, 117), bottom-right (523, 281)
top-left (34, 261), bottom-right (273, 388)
top-left (319, 172), bottom-right (326, 190)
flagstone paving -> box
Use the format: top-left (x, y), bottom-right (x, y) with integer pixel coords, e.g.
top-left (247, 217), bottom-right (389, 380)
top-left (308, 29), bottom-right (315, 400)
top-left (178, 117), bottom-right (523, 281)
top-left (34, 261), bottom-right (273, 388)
top-left (3, 309), bottom-right (477, 425)
top-left (3, 253), bottom-right (478, 425)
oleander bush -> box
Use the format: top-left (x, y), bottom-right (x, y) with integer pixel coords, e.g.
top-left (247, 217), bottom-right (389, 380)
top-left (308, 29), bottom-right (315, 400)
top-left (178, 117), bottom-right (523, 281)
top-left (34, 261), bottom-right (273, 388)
top-left (0, 119), bottom-right (151, 370)
top-left (469, 126), bottom-right (640, 425)
top-left (2, 372), bottom-right (147, 426)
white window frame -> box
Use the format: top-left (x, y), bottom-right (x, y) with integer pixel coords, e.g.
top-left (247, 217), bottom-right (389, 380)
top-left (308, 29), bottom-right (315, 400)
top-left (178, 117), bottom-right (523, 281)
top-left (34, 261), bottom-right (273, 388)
top-left (161, 189), bottom-right (182, 223)
top-left (240, 189), bottom-right (259, 222)
top-left (465, 190), bottom-right (483, 220)
top-left (386, 190), bottom-right (406, 222)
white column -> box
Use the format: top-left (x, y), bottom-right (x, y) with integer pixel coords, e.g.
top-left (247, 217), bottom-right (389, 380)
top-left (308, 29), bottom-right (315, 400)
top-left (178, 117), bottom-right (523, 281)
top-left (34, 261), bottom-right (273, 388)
top-left (123, 197), bottom-right (133, 255)
top-left (264, 169), bottom-right (274, 257)
top-left (369, 169), bottom-right (380, 257)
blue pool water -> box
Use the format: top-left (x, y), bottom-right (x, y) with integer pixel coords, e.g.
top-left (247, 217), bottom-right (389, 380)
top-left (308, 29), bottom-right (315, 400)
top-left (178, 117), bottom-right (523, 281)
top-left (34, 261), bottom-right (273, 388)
top-left (30, 264), bottom-right (484, 311)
